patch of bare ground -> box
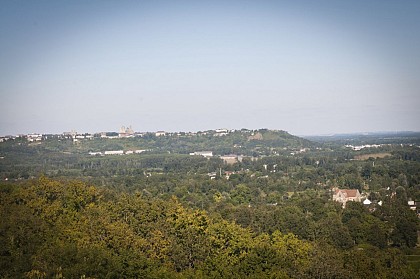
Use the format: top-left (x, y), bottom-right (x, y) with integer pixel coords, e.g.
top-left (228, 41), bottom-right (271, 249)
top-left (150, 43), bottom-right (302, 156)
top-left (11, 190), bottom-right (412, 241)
top-left (354, 153), bottom-right (392, 160)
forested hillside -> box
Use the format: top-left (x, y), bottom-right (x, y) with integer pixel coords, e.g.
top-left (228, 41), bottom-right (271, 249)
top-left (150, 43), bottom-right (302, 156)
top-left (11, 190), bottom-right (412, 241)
top-left (1, 177), bottom-right (418, 278)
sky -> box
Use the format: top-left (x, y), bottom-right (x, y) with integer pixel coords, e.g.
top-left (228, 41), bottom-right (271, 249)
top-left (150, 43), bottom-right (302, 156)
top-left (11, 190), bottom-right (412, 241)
top-left (1, 0), bottom-right (419, 136)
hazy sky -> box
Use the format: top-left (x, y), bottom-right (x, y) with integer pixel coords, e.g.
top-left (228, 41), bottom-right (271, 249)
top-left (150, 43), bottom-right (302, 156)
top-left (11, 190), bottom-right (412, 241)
top-left (1, 0), bottom-right (419, 135)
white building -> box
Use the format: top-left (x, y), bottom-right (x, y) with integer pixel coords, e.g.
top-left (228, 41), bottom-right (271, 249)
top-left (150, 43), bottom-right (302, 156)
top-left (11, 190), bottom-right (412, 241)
top-left (155, 131), bottom-right (166, 137)
top-left (363, 199), bottom-right (372, 205)
top-left (27, 134), bottom-right (42, 142)
top-left (190, 151), bottom-right (213, 158)
top-left (104, 150), bottom-right (124, 155)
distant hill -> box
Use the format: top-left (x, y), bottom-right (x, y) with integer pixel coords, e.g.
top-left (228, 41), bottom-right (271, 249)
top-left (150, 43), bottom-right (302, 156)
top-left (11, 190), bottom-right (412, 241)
top-left (303, 131), bottom-right (420, 145)
top-left (137, 128), bottom-right (316, 156)
top-left (0, 128), bottom-right (316, 159)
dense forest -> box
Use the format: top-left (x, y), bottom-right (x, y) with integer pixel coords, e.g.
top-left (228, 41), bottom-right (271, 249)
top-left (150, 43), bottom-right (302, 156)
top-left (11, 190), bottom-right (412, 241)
top-left (1, 129), bottom-right (419, 278)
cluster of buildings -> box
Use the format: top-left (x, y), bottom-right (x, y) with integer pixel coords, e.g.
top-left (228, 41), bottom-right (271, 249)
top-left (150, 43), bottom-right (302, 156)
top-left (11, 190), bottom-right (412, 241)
top-left (290, 148), bottom-right (310, 155)
top-left (26, 133), bottom-right (43, 142)
top-left (119, 126), bottom-right (134, 138)
top-left (207, 169), bottom-right (248, 180)
top-left (67, 127), bottom-right (236, 140)
top-left (189, 151), bottom-right (213, 157)
top-left (0, 134), bottom-right (46, 143)
top-left (0, 127), bottom-right (270, 143)
top-left (345, 144), bottom-right (384, 151)
top-left (189, 151), bottom-right (246, 165)
top-left (88, 149), bottom-right (147, 156)
top-left (332, 188), bottom-right (418, 216)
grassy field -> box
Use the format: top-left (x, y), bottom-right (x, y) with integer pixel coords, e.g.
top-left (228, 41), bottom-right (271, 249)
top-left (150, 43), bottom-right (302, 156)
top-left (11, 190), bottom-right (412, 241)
top-left (354, 153), bottom-right (392, 160)
top-left (406, 248), bottom-right (420, 273)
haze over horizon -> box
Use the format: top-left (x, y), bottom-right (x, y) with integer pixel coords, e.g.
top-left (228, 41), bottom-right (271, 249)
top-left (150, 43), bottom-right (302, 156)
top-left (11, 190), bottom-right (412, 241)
top-left (1, 0), bottom-right (420, 136)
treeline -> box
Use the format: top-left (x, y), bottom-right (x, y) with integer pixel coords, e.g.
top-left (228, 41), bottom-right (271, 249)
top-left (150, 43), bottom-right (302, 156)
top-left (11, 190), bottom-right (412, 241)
top-left (1, 178), bottom-right (418, 279)
top-left (2, 143), bottom-right (420, 194)
top-left (215, 189), bottom-right (418, 249)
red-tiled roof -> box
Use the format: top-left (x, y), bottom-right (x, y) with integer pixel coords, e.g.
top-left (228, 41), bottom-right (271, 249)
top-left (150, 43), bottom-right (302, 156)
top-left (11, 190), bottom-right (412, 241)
top-left (335, 189), bottom-right (360, 198)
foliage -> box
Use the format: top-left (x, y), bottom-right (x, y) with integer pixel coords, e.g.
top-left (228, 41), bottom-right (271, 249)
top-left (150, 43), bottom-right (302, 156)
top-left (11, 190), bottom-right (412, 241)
top-left (1, 131), bottom-right (419, 277)
top-left (1, 178), bottom-right (418, 278)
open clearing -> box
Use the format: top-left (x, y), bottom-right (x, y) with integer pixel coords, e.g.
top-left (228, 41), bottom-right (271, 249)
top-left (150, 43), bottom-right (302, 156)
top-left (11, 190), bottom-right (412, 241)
top-left (354, 153), bottom-right (392, 160)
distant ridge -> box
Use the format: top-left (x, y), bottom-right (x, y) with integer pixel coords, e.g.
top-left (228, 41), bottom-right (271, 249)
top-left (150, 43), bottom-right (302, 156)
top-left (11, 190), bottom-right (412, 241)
top-left (302, 131), bottom-right (420, 145)
top-left (300, 131), bottom-right (420, 137)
